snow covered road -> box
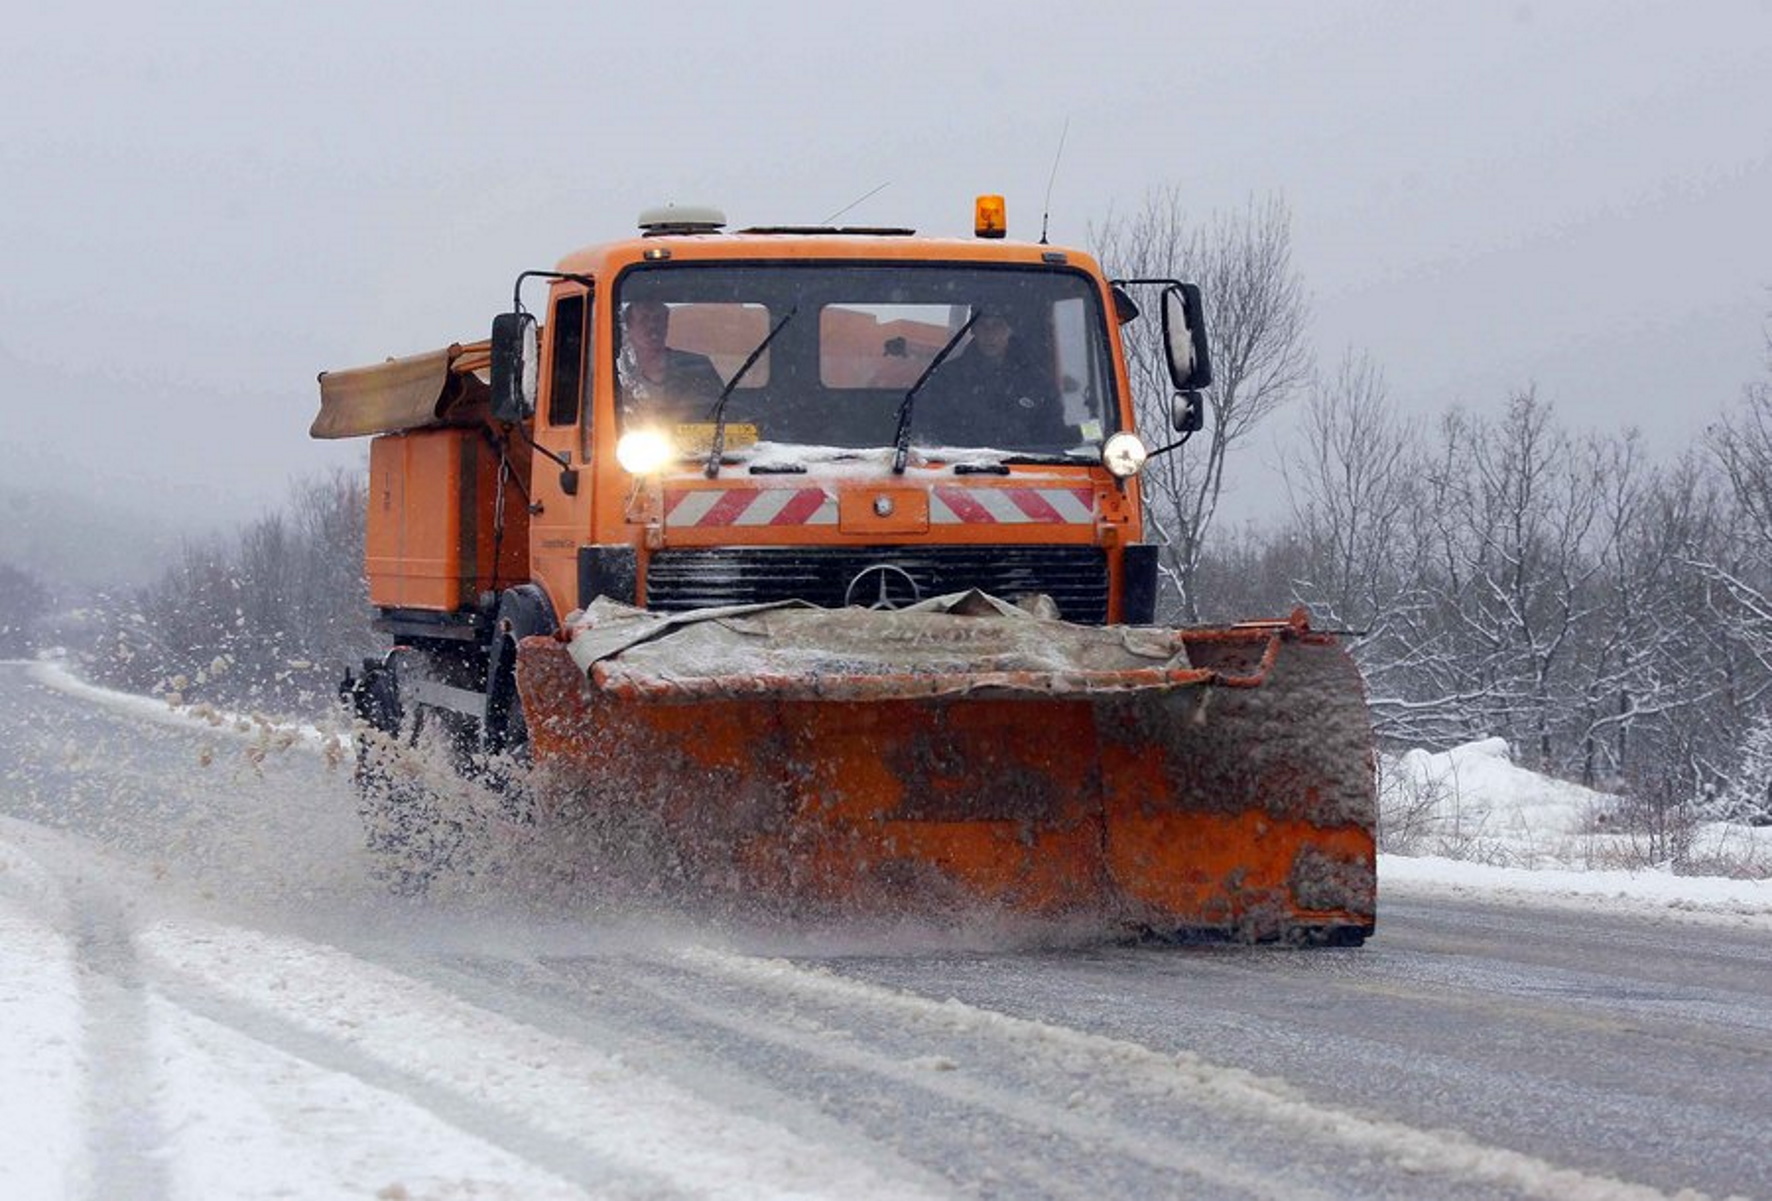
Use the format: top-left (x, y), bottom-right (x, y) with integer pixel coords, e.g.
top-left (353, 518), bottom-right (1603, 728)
top-left (1, 661), bottom-right (1769, 1199)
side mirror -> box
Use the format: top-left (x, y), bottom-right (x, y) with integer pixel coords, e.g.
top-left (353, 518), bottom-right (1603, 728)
top-left (1171, 390), bottom-right (1204, 434)
top-left (490, 311), bottom-right (538, 423)
top-left (1161, 283), bottom-right (1213, 392)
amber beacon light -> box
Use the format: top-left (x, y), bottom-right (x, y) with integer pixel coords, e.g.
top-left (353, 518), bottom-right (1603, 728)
top-left (974, 194), bottom-right (1007, 238)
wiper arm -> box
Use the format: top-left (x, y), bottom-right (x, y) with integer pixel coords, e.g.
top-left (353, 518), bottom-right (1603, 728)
top-left (891, 313), bottom-right (979, 475)
top-left (705, 306), bottom-right (797, 478)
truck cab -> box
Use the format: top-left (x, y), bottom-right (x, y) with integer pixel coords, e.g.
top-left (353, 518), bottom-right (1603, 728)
top-left (502, 211), bottom-right (1207, 631)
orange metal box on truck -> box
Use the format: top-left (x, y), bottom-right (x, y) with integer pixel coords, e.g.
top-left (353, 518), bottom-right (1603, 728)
top-left (314, 199), bottom-right (1378, 943)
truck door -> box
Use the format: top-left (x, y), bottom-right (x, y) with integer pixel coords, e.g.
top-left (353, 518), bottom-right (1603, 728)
top-left (528, 289), bottom-right (592, 616)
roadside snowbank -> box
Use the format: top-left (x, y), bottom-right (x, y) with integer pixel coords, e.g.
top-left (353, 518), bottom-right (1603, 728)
top-left (1379, 854), bottom-right (1772, 930)
top-left (27, 652), bottom-right (350, 765)
top-left (1380, 735), bottom-right (1772, 879)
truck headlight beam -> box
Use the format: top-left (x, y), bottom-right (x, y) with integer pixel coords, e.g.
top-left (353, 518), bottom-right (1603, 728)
top-left (616, 429), bottom-right (676, 476)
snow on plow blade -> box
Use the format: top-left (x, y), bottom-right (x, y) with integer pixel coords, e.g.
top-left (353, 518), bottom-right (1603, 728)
top-left (515, 592), bottom-right (1377, 943)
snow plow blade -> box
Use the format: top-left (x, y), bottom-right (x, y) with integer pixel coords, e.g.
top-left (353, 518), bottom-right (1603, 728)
top-left (515, 593), bottom-right (1377, 943)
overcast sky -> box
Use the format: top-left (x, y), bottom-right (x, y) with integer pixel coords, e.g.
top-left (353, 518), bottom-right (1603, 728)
top-left (3, 0), bottom-right (1768, 532)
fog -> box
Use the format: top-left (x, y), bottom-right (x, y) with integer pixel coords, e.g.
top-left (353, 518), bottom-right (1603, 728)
top-left (2, 0), bottom-right (1767, 549)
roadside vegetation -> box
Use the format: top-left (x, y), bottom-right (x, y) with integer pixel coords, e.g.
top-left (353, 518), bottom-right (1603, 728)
top-left (74, 469), bottom-right (378, 719)
top-left (1098, 188), bottom-right (1771, 851)
top-left (1198, 379), bottom-right (1772, 853)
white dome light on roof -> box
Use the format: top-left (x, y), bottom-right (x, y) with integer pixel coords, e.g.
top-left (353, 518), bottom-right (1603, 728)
top-left (637, 205), bottom-right (727, 236)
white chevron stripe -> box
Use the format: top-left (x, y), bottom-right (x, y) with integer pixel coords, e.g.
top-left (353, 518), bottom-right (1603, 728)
top-left (667, 490), bottom-right (722, 526)
top-left (928, 488), bottom-right (1095, 524)
top-left (730, 490), bottom-right (792, 525)
top-left (1045, 489), bottom-right (1094, 521)
top-left (666, 488), bottom-right (841, 527)
top-left (974, 490), bottom-right (1028, 522)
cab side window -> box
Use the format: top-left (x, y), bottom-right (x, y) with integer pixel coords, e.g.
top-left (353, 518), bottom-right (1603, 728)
top-left (547, 294), bottom-right (587, 427)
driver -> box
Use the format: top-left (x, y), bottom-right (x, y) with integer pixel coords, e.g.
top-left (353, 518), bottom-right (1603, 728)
top-left (617, 300), bottom-right (724, 425)
top-left (927, 306), bottom-right (1071, 447)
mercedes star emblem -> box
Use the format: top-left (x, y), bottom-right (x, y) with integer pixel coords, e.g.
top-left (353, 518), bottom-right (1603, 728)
top-left (844, 563), bottom-right (922, 610)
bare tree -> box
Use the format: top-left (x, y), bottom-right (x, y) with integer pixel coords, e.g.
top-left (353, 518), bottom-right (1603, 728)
top-left (1467, 391), bottom-right (1612, 769)
top-left (1320, 392), bottom-right (1615, 766)
top-left (1713, 712), bottom-right (1772, 824)
top-left (1282, 352), bottom-right (1464, 742)
top-left (1094, 191), bottom-right (1311, 620)
top-left (1569, 444), bottom-right (1680, 784)
top-left (1703, 357), bottom-right (1772, 669)
top-left (1380, 406), bottom-right (1506, 748)
top-left (1713, 356), bottom-right (1772, 552)
top-left (1286, 351), bottom-right (1422, 628)
top-left (1677, 343), bottom-right (1772, 816)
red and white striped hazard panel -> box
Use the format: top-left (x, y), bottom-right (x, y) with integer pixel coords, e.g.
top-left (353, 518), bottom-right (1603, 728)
top-left (663, 485), bottom-right (1095, 527)
top-left (931, 485), bottom-right (1095, 524)
top-left (664, 486), bottom-right (837, 528)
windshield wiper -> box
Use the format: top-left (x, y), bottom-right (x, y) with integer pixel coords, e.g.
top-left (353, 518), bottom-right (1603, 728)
top-left (705, 306), bottom-right (797, 478)
top-left (891, 312), bottom-right (979, 475)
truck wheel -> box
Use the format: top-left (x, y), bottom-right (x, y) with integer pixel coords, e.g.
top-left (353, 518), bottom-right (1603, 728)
top-left (350, 649), bottom-right (471, 895)
top-left (484, 585), bottom-right (554, 760)
top-left (484, 635), bottom-right (529, 758)
top-left (479, 636), bottom-right (538, 824)
top-left (354, 715), bottom-right (474, 896)
top-left (479, 587), bottom-right (554, 822)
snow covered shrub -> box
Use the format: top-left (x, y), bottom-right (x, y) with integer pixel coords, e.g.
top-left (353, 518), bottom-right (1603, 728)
top-left (1705, 716), bottom-right (1772, 827)
top-left (1607, 760), bottom-right (1700, 870)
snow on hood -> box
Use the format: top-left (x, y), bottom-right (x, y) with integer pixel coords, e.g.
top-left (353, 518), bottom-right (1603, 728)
top-left (705, 441), bottom-right (1096, 479)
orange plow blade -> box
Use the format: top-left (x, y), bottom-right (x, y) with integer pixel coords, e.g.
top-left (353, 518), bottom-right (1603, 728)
top-left (515, 594), bottom-right (1377, 943)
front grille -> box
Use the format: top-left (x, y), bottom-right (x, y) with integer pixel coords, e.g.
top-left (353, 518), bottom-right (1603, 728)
top-left (645, 545), bottom-right (1109, 624)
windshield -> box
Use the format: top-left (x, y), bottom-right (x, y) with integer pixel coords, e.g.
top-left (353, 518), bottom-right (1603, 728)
top-left (613, 263), bottom-right (1115, 461)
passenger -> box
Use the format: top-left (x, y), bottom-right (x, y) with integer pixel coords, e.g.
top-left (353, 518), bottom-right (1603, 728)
top-left (928, 306), bottom-right (1072, 447)
top-left (617, 300), bottom-right (725, 424)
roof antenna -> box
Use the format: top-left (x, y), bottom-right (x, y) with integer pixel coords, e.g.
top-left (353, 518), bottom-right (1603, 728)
top-left (1039, 118), bottom-right (1070, 246)
top-left (821, 181), bottom-right (890, 225)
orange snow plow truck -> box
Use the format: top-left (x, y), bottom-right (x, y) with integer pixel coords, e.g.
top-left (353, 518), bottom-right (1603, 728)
top-left (314, 198), bottom-right (1377, 943)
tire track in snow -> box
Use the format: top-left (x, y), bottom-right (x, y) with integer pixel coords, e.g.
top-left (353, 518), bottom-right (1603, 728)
top-left (0, 855), bottom-right (85, 1200)
top-left (69, 884), bottom-right (173, 1201)
top-left (0, 821), bottom-right (654, 1198)
top-left (138, 971), bottom-right (653, 1198)
top-left (401, 946), bottom-right (1317, 1200)
top-left (670, 945), bottom-right (1703, 1201)
top-left (588, 954), bottom-right (1349, 1201)
top-left (373, 948), bottom-right (962, 1200)
top-left (133, 919), bottom-right (949, 1201)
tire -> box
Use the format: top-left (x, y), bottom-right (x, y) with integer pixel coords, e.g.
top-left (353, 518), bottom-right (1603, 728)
top-left (353, 730), bottom-right (464, 895)
top-left (350, 648), bottom-right (475, 895)
top-left (478, 587), bottom-right (555, 823)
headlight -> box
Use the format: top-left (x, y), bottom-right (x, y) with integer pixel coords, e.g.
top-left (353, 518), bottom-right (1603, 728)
top-left (1101, 432), bottom-right (1148, 479)
top-left (616, 429), bottom-right (676, 475)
